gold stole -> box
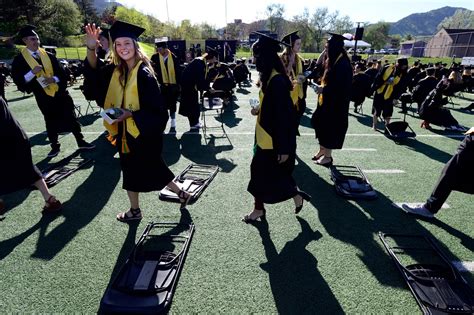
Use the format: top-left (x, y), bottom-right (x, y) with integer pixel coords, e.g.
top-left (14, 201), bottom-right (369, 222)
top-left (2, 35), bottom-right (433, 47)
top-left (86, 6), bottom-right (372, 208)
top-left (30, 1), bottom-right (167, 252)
top-left (376, 64), bottom-right (401, 100)
top-left (159, 50), bottom-right (176, 84)
top-left (21, 48), bottom-right (59, 97)
top-left (290, 54), bottom-right (304, 108)
top-left (318, 53), bottom-right (343, 106)
top-left (255, 69), bottom-right (279, 150)
top-left (103, 61), bottom-right (143, 153)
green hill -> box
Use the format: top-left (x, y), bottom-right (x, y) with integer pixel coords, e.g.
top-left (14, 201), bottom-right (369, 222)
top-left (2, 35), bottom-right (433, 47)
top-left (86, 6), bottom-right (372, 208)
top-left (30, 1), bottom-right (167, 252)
top-left (389, 6), bottom-right (467, 36)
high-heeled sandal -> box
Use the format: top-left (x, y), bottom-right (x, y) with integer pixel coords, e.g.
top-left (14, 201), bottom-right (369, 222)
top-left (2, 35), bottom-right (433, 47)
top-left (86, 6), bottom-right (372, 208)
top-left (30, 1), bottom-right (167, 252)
top-left (178, 190), bottom-right (192, 209)
top-left (294, 191), bottom-right (311, 214)
top-left (116, 207), bottom-right (142, 222)
top-left (311, 152), bottom-right (324, 161)
top-left (316, 156), bottom-right (333, 167)
top-left (242, 209), bottom-right (266, 223)
top-left (42, 195), bottom-right (62, 214)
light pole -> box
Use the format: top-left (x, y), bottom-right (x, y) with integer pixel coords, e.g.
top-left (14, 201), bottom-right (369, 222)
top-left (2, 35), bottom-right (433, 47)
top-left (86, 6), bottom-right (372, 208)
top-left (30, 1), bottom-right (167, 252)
top-left (166, 0), bottom-right (170, 23)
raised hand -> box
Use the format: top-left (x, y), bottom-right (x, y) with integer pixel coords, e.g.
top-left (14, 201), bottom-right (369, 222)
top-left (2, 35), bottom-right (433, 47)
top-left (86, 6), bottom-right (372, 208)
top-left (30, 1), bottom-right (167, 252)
top-left (84, 23), bottom-right (101, 50)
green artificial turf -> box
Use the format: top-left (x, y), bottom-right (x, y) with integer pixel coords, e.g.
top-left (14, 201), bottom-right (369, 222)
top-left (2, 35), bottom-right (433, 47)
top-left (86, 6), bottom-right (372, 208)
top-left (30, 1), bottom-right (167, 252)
top-left (1, 72), bottom-right (473, 313)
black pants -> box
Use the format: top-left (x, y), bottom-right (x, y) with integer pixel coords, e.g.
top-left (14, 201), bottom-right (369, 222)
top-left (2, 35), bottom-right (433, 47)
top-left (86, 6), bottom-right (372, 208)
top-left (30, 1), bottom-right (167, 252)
top-left (425, 134), bottom-right (474, 213)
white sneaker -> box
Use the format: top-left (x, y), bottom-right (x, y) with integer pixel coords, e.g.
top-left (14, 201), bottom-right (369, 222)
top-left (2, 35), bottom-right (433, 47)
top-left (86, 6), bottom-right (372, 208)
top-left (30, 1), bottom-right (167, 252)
top-left (401, 204), bottom-right (435, 218)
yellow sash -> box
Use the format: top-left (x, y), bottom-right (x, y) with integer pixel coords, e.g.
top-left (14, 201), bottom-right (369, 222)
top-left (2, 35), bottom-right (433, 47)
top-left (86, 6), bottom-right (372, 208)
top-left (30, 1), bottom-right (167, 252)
top-left (103, 61), bottom-right (142, 150)
top-left (376, 64), bottom-right (401, 100)
top-left (21, 48), bottom-right (59, 97)
top-left (290, 54), bottom-right (304, 107)
top-left (255, 69), bottom-right (279, 150)
top-left (318, 53), bottom-right (343, 106)
top-left (159, 50), bottom-right (176, 84)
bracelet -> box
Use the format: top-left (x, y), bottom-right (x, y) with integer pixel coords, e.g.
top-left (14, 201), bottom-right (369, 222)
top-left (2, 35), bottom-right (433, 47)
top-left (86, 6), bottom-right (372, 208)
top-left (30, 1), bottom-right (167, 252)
top-left (86, 46), bottom-right (96, 51)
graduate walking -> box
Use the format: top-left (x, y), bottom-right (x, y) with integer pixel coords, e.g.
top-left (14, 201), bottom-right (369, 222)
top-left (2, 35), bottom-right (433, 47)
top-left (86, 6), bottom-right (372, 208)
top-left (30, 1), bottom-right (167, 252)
top-left (84, 21), bottom-right (191, 222)
top-left (242, 33), bottom-right (311, 223)
top-left (11, 25), bottom-right (95, 158)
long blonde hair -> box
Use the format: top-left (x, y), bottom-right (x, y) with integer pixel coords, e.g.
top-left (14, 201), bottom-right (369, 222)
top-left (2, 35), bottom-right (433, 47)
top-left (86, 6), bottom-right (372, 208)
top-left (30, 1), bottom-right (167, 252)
top-left (111, 39), bottom-right (155, 86)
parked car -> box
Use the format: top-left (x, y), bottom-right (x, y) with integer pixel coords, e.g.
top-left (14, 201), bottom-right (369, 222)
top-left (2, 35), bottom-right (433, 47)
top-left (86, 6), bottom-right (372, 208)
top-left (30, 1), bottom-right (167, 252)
top-left (388, 48), bottom-right (399, 55)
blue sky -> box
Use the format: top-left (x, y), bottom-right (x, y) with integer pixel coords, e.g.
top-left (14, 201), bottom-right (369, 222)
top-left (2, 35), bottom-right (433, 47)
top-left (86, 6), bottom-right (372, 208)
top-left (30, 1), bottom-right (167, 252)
top-left (118, 0), bottom-right (473, 27)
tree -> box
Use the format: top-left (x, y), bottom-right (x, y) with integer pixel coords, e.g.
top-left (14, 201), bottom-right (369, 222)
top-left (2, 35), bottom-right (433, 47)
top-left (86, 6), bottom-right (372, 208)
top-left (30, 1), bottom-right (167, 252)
top-left (200, 23), bottom-right (218, 39)
top-left (176, 20), bottom-right (200, 40)
top-left (438, 9), bottom-right (474, 29)
top-left (330, 12), bottom-right (353, 35)
top-left (73, 0), bottom-right (99, 26)
top-left (114, 6), bottom-right (151, 41)
top-left (265, 3), bottom-right (285, 35)
top-left (310, 7), bottom-right (337, 52)
top-left (364, 22), bottom-right (391, 50)
top-left (292, 8), bottom-right (315, 52)
top-left (100, 5), bottom-right (117, 26)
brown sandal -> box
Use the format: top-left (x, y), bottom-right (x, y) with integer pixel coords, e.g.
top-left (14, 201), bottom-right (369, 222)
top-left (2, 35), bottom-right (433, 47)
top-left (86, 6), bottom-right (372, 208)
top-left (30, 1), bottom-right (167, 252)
top-left (42, 196), bottom-right (62, 214)
top-left (116, 208), bottom-right (142, 222)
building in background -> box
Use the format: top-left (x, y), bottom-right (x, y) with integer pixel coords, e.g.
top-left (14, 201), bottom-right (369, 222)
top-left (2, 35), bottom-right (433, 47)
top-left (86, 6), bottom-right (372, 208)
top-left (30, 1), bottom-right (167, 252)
top-left (424, 28), bottom-right (474, 58)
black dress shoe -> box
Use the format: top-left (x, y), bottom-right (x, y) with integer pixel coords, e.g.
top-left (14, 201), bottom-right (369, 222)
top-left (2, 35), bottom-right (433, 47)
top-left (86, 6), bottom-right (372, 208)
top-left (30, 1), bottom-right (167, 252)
top-left (294, 191), bottom-right (311, 214)
top-left (316, 157), bottom-right (333, 167)
top-left (47, 146), bottom-right (60, 157)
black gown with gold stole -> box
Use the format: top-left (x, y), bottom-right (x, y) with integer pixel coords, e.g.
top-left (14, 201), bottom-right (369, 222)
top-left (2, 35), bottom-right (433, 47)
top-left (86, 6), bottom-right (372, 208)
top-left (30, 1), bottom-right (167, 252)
top-left (247, 72), bottom-right (298, 203)
top-left (85, 60), bottom-right (173, 192)
top-left (312, 55), bottom-right (352, 149)
top-left (151, 51), bottom-right (181, 113)
top-left (0, 97), bottom-right (42, 195)
top-left (11, 50), bottom-right (80, 134)
top-left (179, 58), bottom-right (209, 120)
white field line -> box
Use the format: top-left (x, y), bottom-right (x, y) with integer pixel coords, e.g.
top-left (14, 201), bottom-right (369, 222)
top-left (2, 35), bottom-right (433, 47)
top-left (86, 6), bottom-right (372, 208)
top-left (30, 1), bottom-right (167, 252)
top-left (392, 202), bottom-right (450, 209)
top-left (363, 169), bottom-right (405, 174)
top-left (452, 261), bottom-right (474, 272)
top-left (25, 131), bottom-right (467, 138)
top-left (341, 148), bottom-right (377, 151)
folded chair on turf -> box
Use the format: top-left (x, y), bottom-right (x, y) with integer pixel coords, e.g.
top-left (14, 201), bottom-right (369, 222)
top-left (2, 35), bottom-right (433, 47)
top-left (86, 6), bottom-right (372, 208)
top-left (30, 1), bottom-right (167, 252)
top-left (99, 222), bottom-right (195, 314)
top-left (41, 156), bottom-right (93, 188)
top-left (379, 232), bottom-right (474, 314)
top-left (330, 165), bottom-right (377, 200)
top-left (159, 164), bottom-right (219, 205)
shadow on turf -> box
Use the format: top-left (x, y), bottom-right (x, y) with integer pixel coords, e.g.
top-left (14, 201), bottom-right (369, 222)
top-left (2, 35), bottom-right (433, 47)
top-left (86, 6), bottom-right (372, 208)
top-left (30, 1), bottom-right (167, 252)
top-left (396, 137), bottom-right (454, 164)
top-left (251, 217), bottom-right (344, 313)
top-left (20, 135), bottom-right (121, 260)
top-left (293, 156), bottom-right (471, 291)
top-left (6, 94), bottom-right (34, 103)
top-left (179, 132), bottom-right (236, 173)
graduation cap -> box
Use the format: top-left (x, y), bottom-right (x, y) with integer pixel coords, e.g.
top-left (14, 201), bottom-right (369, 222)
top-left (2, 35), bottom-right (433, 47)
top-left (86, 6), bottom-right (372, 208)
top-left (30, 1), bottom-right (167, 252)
top-left (99, 28), bottom-right (109, 39)
top-left (327, 32), bottom-right (347, 42)
top-left (109, 20), bottom-right (145, 42)
top-left (155, 37), bottom-right (169, 48)
top-left (18, 25), bottom-right (38, 39)
top-left (252, 31), bottom-right (289, 55)
top-left (205, 46), bottom-right (219, 59)
top-left (281, 31), bottom-right (300, 47)
top-left (396, 57), bottom-right (408, 66)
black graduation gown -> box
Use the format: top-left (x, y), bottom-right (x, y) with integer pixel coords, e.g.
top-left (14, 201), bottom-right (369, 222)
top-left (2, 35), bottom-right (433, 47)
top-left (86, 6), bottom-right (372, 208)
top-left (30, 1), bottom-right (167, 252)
top-left (419, 89), bottom-right (458, 127)
top-left (11, 51), bottom-right (79, 133)
top-left (0, 97), bottom-right (42, 195)
top-left (247, 74), bottom-right (298, 204)
top-left (351, 72), bottom-right (371, 105)
top-left (179, 58), bottom-right (209, 118)
top-left (84, 61), bottom-right (173, 192)
top-left (312, 56), bottom-right (352, 149)
top-left (151, 52), bottom-right (182, 112)
top-left (412, 76), bottom-right (438, 104)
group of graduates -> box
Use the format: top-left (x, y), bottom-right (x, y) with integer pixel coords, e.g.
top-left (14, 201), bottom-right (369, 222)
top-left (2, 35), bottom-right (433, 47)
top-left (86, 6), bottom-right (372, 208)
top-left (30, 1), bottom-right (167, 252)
top-left (0, 20), bottom-right (472, 223)
top-left (346, 57), bottom-right (472, 131)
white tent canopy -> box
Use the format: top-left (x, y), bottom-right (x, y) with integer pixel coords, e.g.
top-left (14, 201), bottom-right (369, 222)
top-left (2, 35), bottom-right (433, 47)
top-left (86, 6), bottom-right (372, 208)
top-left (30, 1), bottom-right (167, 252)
top-left (344, 40), bottom-right (371, 48)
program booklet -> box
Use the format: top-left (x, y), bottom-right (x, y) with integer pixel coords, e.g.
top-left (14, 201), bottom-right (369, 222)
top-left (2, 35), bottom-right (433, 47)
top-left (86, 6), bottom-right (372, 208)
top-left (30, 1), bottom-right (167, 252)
top-left (100, 108), bottom-right (124, 125)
